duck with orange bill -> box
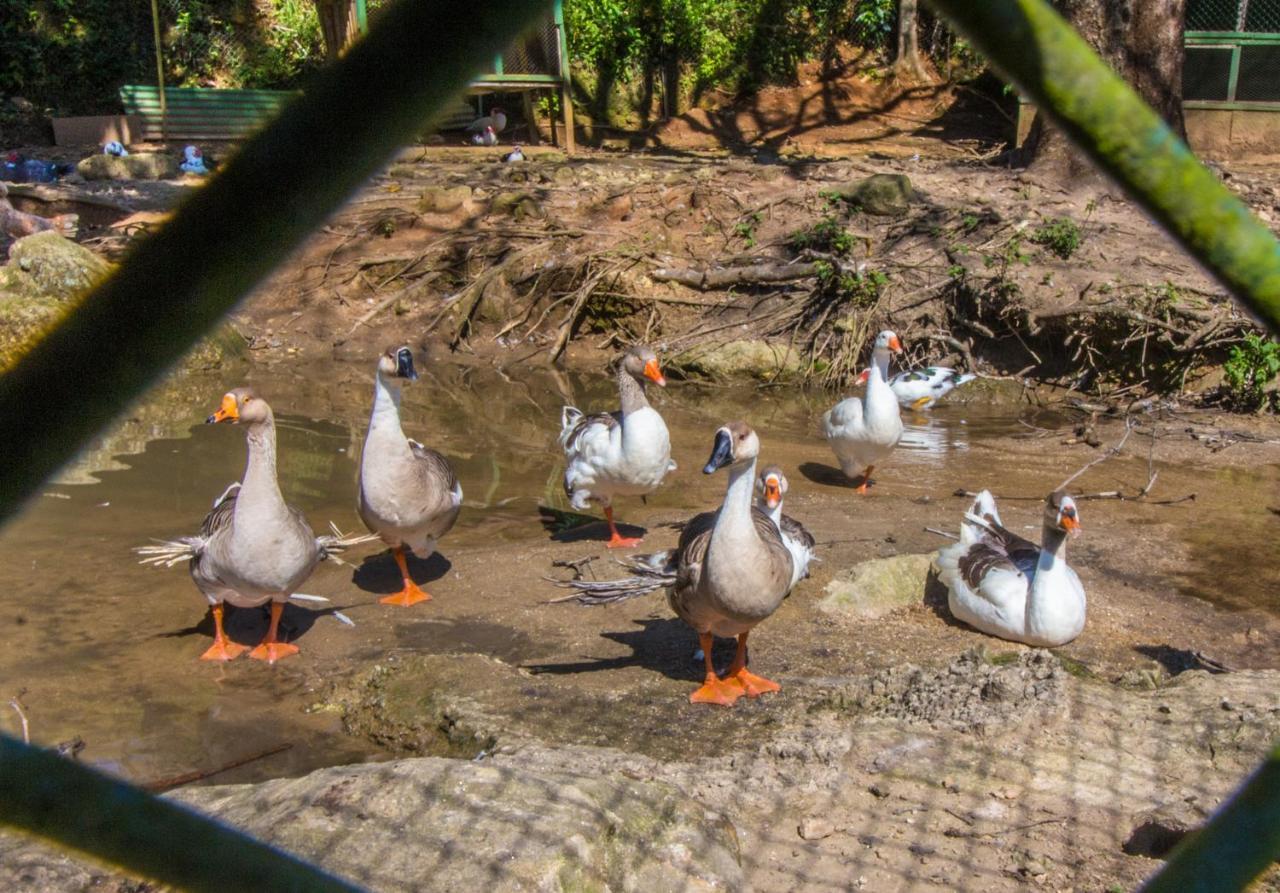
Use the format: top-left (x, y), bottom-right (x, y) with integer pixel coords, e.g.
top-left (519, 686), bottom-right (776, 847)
top-left (887, 365), bottom-right (976, 411)
top-left (357, 346), bottom-right (463, 607)
top-left (821, 330), bottom-right (905, 493)
top-left (135, 389), bottom-right (370, 662)
top-left (554, 422), bottom-right (795, 706)
top-left (756, 465), bottom-right (815, 589)
top-left (559, 345), bottom-right (675, 548)
top-left (934, 490), bottom-right (1086, 647)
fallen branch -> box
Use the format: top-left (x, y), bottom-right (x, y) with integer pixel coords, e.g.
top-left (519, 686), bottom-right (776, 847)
top-left (651, 261), bottom-right (820, 290)
top-left (143, 743), bottom-right (293, 792)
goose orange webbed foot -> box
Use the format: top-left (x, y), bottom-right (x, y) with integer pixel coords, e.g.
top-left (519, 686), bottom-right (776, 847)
top-left (605, 533), bottom-right (644, 549)
top-left (249, 641), bottom-right (299, 663)
top-left (380, 582), bottom-right (432, 606)
top-left (689, 676), bottom-right (744, 707)
top-left (729, 667), bottom-right (781, 698)
top-left (200, 639), bottom-right (247, 662)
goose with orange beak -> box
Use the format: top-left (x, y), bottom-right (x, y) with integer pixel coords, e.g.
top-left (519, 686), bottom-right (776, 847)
top-left (137, 388), bottom-right (367, 663)
top-left (553, 422), bottom-right (794, 706)
top-left (821, 330), bottom-right (905, 493)
top-left (560, 345), bottom-right (675, 548)
top-left (935, 490), bottom-right (1086, 647)
top-left (756, 465), bottom-right (815, 590)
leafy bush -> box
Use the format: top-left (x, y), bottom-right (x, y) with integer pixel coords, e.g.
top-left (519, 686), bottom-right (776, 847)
top-left (790, 216), bottom-right (855, 255)
top-left (1030, 216), bottom-right (1082, 260)
top-left (1223, 333), bottom-right (1280, 411)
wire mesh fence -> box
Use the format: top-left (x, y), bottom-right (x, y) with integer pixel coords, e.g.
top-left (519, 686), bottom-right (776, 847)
top-left (1185, 0), bottom-right (1280, 104)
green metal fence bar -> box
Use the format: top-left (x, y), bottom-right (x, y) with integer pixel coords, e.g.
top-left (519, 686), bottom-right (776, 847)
top-left (0, 0), bottom-right (547, 527)
top-left (0, 734), bottom-right (365, 892)
top-left (926, 0), bottom-right (1280, 339)
top-left (1139, 742), bottom-right (1280, 892)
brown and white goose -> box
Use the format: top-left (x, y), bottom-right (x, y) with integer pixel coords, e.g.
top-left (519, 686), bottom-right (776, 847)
top-left (934, 490), bottom-right (1086, 647)
top-left (555, 421), bottom-right (794, 706)
top-left (137, 388), bottom-right (359, 662)
top-left (560, 345), bottom-right (674, 548)
top-left (358, 346), bottom-right (462, 606)
top-left (756, 465), bottom-right (815, 590)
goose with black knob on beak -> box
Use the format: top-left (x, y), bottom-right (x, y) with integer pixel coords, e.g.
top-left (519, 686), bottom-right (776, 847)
top-left (821, 330), bottom-right (905, 493)
top-left (358, 346), bottom-right (463, 606)
top-left (935, 490), bottom-right (1086, 646)
top-left (554, 422), bottom-right (794, 706)
top-left (135, 389), bottom-right (366, 662)
top-left (560, 345), bottom-right (674, 548)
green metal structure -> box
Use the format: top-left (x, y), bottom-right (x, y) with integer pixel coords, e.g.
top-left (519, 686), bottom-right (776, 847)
top-left (1185, 0), bottom-right (1280, 108)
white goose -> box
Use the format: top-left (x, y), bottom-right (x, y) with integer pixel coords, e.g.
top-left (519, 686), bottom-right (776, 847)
top-left (887, 366), bottom-right (976, 410)
top-left (555, 422), bottom-right (794, 706)
top-left (756, 465), bottom-right (815, 589)
top-left (560, 345), bottom-right (674, 548)
top-left (137, 388), bottom-right (363, 662)
top-left (935, 490), bottom-right (1086, 647)
top-left (358, 346), bottom-right (462, 606)
top-left (821, 330), bottom-right (904, 492)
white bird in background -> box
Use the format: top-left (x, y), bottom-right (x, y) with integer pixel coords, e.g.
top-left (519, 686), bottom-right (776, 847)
top-left (471, 126), bottom-right (497, 147)
top-left (502, 146), bottom-right (525, 163)
top-left (886, 366), bottom-right (977, 411)
top-left (467, 106), bottom-right (507, 136)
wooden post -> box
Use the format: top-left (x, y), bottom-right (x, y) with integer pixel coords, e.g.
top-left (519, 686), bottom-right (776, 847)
top-left (554, 0), bottom-right (575, 153)
top-left (149, 0), bottom-right (167, 144)
top-left (522, 92), bottom-right (541, 145)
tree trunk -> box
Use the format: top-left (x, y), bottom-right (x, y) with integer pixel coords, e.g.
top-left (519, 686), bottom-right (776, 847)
top-left (313, 0), bottom-right (359, 61)
top-left (894, 0), bottom-right (929, 82)
top-left (1026, 0), bottom-right (1186, 178)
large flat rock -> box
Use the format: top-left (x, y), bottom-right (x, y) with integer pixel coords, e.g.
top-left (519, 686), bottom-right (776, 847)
top-left (0, 756), bottom-right (743, 892)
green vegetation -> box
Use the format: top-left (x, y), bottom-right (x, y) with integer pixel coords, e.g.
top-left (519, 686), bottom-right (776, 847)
top-left (734, 211), bottom-right (762, 248)
top-left (1030, 216), bottom-right (1083, 260)
top-left (790, 216), bottom-right (856, 256)
top-left (1224, 333), bottom-right (1280, 411)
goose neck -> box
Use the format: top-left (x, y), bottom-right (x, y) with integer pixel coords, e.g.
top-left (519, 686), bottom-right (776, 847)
top-left (617, 367), bottom-right (650, 415)
top-left (241, 416), bottom-right (285, 508)
top-left (371, 372), bottom-right (406, 434)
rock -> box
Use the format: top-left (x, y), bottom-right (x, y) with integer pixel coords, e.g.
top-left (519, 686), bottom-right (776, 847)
top-left (819, 553), bottom-right (932, 619)
top-left (551, 165), bottom-right (577, 185)
top-left (0, 757), bottom-right (744, 892)
top-left (836, 173), bottom-right (914, 217)
top-left (77, 152), bottom-right (178, 181)
top-left (599, 192), bottom-right (633, 220)
top-left (671, 339), bottom-right (803, 382)
top-left (417, 184), bottom-right (472, 213)
top-left (3, 231), bottom-right (110, 300)
top-left (798, 816), bottom-right (836, 840)
top-left (489, 191), bottom-right (544, 220)
top-left (1123, 800), bottom-right (1206, 858)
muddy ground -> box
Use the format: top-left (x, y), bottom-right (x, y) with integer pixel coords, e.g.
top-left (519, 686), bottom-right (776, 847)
top-left (2, 132), bottom-right (1280, 891)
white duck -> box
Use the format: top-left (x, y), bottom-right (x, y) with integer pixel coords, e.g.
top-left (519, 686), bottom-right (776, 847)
top-left (935, 490), bottom-right (1086, 647)
top-left (467, 106), bottom-right (507, 136)
top-left (502, 145), bottom-right (525, 163)
top-left (560, 344), bottom-right (674, 548)
top-left (471, 125), bottom-right (497, 147)
top-left (821, 330), bottom-right (905, 493)
top-left (555, 422), bottom-right (794, 706)
top-left (137, 388), bottom-right (362, 662)
top-left (887, 366), bottom-right (976, 410)
top-left (756, 465), bottom-right (815, 589)
top-left (358, 346), bottom-right (463, 606)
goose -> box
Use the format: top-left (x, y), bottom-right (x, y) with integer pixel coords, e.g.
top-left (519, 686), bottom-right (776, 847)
top-left (821, 330), bottom-right (904, 492)
top-left (136, 388), bottom-right (363, 662)
top-left (471, 126), bottom-right (497, 147)
top-left (560, 344), bottom-right (674, 548)
top-left (358, 346), bottom-right (463, 606)
top-left (756, 465), bottom-right (815, 589)
top-left (935, 490), bottom-right (1086, 647)
top-left (886, 366), bottom-right (976, 410)
top-left (467, 106), bottom-right (507, 136)
top-left (502, 146), bottom-right (525, 163)
top-left (555, 422), bottom-right (794, 706)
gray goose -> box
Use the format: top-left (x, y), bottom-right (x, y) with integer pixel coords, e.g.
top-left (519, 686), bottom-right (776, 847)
top-left (555, 421), bottom-right (794, 706)
top-left (358, 346), bottom-right (462, 606)
top-left (137, 388), bottom-right (360, 662)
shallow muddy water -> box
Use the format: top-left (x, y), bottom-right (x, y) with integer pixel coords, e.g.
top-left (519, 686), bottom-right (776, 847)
top-left (1, 360), bottom-right (1276, 785)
